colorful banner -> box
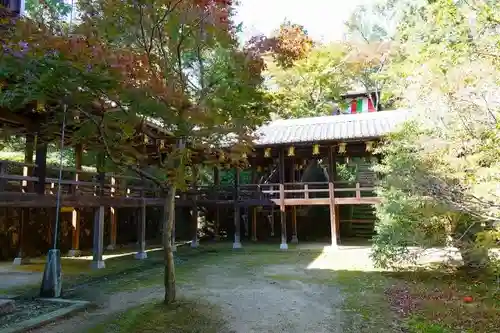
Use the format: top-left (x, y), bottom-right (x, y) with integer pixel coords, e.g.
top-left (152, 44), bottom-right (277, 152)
top-left (346, 97), bottom-right (376, 114)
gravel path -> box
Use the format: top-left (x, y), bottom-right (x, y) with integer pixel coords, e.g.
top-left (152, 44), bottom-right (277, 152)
top-left (31, 252), bottom-right (345, 333)
top-left (183, 260), bottom-right (345, 333)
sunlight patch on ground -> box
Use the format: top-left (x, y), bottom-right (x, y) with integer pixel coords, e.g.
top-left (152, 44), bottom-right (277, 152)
top-left (61, 247), bottom-right (163, 261)
top-left (306, 246), bottom-right (383, 272)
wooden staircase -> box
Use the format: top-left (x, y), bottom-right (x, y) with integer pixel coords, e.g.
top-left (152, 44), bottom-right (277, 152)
top-left (356, 162), bottom-right (376, 187)
top-left (348, 205), bottom-right (376, 238)
top-left (343, 162), bottom-right (377, 238)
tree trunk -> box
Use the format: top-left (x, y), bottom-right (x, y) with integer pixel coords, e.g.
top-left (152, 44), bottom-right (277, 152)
top-left (457, 243), bottom-right (490, 272)
top-left (453, 217), bottom-right (490, 272)
top-left (163, 185), bottom-right (176, 304)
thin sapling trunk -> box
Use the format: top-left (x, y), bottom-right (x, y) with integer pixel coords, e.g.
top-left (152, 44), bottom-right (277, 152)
top-left (163, 185), bottom-right (176, 304)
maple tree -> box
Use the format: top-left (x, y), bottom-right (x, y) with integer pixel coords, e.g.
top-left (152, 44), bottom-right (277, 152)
top-left (0, 0), bottom-right (273, 303)
top-left (245, 20), bottom-right (313, 69)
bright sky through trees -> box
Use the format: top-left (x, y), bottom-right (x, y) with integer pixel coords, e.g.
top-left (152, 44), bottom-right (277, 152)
top-left (234, 0), bottom-right (375, 42)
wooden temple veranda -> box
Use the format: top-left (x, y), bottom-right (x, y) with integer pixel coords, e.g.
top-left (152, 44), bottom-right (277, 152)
top-left (0, 103), bottom-right (412, 267)
top-left (1, 0), bottom-right (415, 266)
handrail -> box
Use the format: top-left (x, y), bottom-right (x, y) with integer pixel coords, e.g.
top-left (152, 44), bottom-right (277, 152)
top-left (0, 160), bottom-right (36, 167)
top-left (0, 161), bottom-right (377, 203)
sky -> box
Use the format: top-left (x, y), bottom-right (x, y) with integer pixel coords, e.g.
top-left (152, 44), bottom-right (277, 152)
top-left (233, 0), bottom-right (374, 43)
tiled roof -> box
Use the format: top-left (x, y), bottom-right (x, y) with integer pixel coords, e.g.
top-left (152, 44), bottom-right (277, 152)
top-left (254, 109), bottom-right (413, 146)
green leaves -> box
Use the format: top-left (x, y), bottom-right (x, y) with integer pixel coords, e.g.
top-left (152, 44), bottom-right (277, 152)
top-left (265, 44), bottom-right (351, 118)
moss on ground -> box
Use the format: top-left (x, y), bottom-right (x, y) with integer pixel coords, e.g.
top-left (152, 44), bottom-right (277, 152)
top-left (87, 299), bottom-right (228, 333)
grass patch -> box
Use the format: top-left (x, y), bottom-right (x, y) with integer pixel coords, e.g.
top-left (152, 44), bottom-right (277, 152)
top-left (392, 270), bottom-right (500, 333)
top-left (333, 268), bottom-right (500, 333)
top-left (88, 299), bottom-right (227, 333)
top-left (335, 271), bottom-right (396, 332)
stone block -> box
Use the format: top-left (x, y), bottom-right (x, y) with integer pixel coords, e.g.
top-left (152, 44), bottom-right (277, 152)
top-left (0, 299), bottom-right (15, 315)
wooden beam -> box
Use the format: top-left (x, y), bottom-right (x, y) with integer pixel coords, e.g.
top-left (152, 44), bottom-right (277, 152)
top-left (213, 166), bottom-right (220, 241)
top-left (233, 168), bottom-right (242, 248)
top-left (328, 145), bottom-right (338, 247)
top-left (279, 148), bottom-right (287, 249)
top-left (34, 139), bottom-right (47, 195)
top-left (70, 144), bottom-right (82, 256)
top-left (135, 199), bottom-right (147, 259)
top-left (251, 207), bottom-right (257, 241)
top-left (23, 134), bottom-right (34, 192)
top-left (290, 157), bottom-right (298, 244)
top-left (191, 166), bottom-right (199, 248)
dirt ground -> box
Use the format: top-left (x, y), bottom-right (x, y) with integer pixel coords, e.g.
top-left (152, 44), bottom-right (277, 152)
top-left (0, 266), bottom-right (42, 291)
top-left (182, 262), bottom-right (344, 333)
top-left (26, 244), bottom-right (481, 333)
top-left (31, 246), bottom-right (345, 333)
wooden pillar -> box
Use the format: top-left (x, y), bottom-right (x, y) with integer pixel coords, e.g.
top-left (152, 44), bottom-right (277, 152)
top-left (91, 206), bottom-right (105, 269)
top-left (233, 167), bottom-right (242, 248)
top-left (290, 158), bottom-right (298, 244)
top-left (107, 175), bottom-right (117, 250)
top-left (250, 168), bottom-right (258, 241)
top-left (68, 144), bottom-right (82, 257)
top-left (13, 134), bottom-right (35, 265)
top-left (191, 166), bottom-right (199, 248)
top-left (91, 153), bottom-right (106, 268)
top-left (135, 199), bottom-right (147, 259)
top-left (34, 138), bottom-right (47, 195)
top-left (328, 146), bottom-right (338, 248)
top-left (268, 202), bottom-right (275, 237)
top-left (213, 166), bottom-right (220, 241)
top-left (251, 208), bottom-right (257, 241)
top-left (335, 204), bottom-right (340, 242)
top-left (279, 148), bottom-right (287, 250)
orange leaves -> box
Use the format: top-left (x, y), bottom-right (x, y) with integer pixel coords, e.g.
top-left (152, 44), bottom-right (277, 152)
top-left (272, 21), bottom-right (313, 68)
top-left (245, 21), bottom-right (313, 70)
top-left (344, 41), bottom-right (392, 67)
top-left (190, 0), bottom-right (234, 31)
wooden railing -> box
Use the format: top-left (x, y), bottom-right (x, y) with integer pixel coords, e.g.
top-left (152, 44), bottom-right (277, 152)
top-left (0, 160), bottom-right (378, 207)
top-left (0, 160), bottom-right (161, 203)
top-left (1, 0), bottom-right (21, 13)
top-left (238, 181), bottom-right (376, 201)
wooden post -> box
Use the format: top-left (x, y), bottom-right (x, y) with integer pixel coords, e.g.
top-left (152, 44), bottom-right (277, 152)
top-left (251, 207), bottom-right (257, 241)
top-left (108, 206), bottom-right (117, 250)
top-left (268, 199), bottom-right (275, 237)
top-left (34, 139), bottom-right (47, 195)
top-left (233, 167), bottom-right (242, 248)
top-left (0, 161), bottom-right (5, 192)
top-left (91, 206), bottom-right (106, 269)
top-left (290, 159), bottom-right (298, 244)
top-left (335, 204), bottom-right (340, 242)
top-left (13, 135), bottom-right (35, 265)
top-left (23, 134), bottom-right (34, 192)
top-left (279, 148), bottom-right (287, 250)
top-left (68, 144), bottom-right (82, 257)
top-left (107, 175), bottom-right (117, 250)
top-left (213, 166), bottom-right (220, 241)
top-left (92, 152), bottom-right (106, 268)
top-left (328, 146), bottom-right (338, 248)
top-left (250, 168), bottom-right (258, 241)
top-left (135, 199), bottom-right (147, 259)
top-left (191, 166), bottom-right (199, 248)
